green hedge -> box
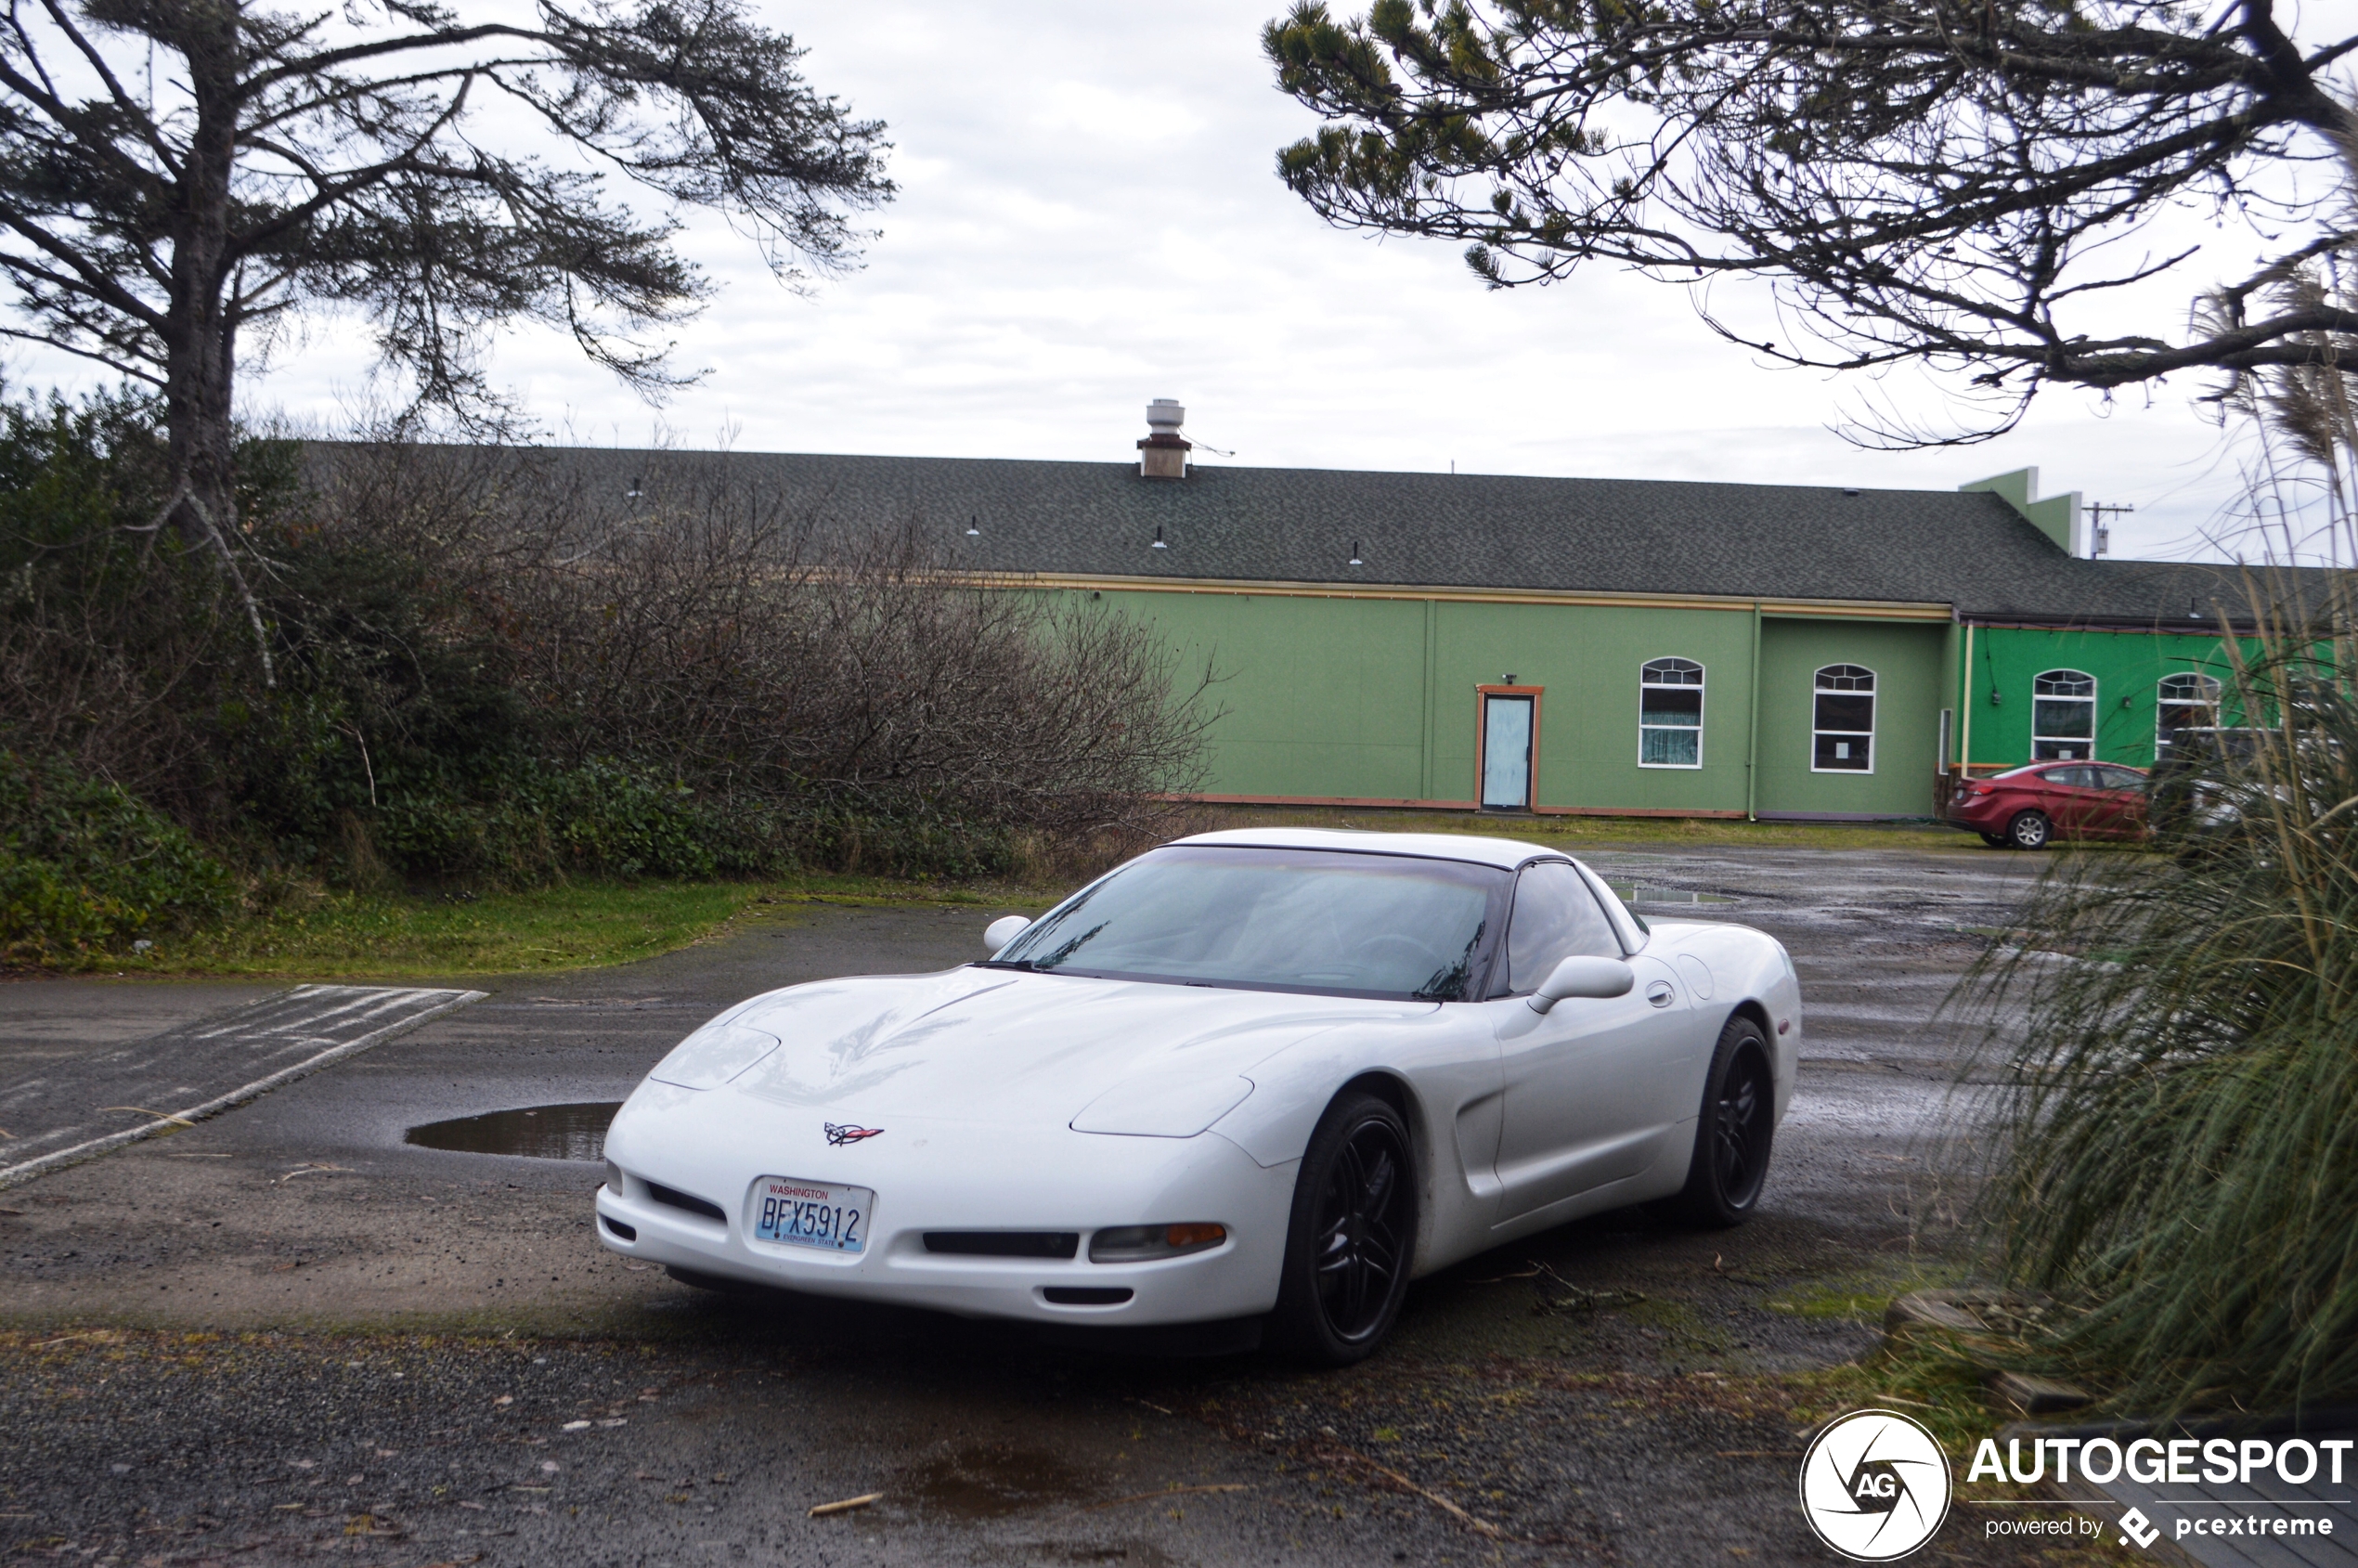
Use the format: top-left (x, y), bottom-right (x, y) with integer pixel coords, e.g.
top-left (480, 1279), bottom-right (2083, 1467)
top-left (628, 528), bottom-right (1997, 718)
top-left (367, 760), bottom-right (1013, 885)
top-left (0, 751), bottom-right (240, 959)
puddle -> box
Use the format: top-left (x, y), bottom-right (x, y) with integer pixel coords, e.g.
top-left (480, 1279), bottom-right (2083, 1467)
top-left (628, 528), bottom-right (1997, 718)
top-left (404, 1103), bottom-right (622, 1161)
top-left (1608, 882), bottom-right (1740, 905)
top-left (902, 1443), bottom-right (1094, 1519)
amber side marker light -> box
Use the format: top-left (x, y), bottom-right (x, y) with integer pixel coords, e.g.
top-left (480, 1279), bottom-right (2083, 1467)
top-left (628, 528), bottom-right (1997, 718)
top-left (1089, 1223), bottom-right (1228, 1263)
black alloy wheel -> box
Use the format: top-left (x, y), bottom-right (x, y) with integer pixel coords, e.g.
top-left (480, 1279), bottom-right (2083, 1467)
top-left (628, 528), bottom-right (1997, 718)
top-left (1674, 1016), bottom-right (1776, 1227)
top-left (1272, 1090), bottom-right (1418, 1365)
top-left (2008, 810), bottom-right (2054, 850)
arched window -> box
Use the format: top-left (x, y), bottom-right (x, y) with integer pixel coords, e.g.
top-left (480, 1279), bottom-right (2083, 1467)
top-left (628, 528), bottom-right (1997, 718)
top-left (1639, 657), bottom-right (1704, 767)
top-left (2032, 669), bottom-right (2097, 760)
top-left (1812, 665), bottom-right (1875, 772)
top-left (2156, 672), bottom-right (2222, 759)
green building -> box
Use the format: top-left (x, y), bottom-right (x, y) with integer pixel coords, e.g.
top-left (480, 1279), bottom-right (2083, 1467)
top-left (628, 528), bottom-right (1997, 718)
top-left (554, 433), bottom-right (2305, 822)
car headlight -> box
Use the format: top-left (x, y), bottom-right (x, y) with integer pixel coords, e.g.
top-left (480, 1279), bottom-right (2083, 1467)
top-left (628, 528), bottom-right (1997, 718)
top-left (1089, 1223), bottom-right (1226, 1263)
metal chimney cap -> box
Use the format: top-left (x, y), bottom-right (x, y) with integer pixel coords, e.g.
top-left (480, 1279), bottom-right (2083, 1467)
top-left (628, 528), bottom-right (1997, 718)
top-left (1146, 398), bottom-right (1185, 434)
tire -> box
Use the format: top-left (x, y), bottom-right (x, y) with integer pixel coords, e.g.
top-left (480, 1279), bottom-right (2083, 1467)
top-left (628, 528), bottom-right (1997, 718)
top-left (2007, 810), bottom-right (2054, 850)
top-left (1270, 1089), bottom-right (1419, 1366)
top-left (1672, 1015), bottom-right (1776, 1227)
top-left (1977, 831), bottom-right (2010, 849)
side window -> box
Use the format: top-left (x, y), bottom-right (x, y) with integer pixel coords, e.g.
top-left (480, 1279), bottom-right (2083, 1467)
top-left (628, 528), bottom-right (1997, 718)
top-left (2032, 669), bottom-right (2096, 759)
top-left (1812, 665), bottom-right (1875, 772)
top-left (1639, 657), bottom-right (1704, 767)
top-left (2099, 765), bottom-right (2147, 791)
top-left (2156, 673), bottom-right (2221, 760)
top-left (1505, 861), bottom-right (1623, 991)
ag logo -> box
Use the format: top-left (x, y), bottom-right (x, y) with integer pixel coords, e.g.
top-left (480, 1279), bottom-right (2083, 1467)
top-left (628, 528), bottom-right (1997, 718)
top-left (1798, 1408), bottom-right (1952, 1561)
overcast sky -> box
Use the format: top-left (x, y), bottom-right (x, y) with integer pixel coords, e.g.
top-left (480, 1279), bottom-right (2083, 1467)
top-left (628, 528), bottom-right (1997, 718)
top-left (7, 2), bottom-right (2331, 564)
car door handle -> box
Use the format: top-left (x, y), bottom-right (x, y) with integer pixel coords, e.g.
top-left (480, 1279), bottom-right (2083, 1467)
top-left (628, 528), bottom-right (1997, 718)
top-left (1646, 980), bottom-right (1676, 1008)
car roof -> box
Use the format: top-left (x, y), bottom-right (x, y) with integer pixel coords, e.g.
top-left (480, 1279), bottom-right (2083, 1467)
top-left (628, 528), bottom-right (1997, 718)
top-left (1992, 761), bottom-right (2145, 778)
top-left (1166, 826), bottom-right (1558, 870)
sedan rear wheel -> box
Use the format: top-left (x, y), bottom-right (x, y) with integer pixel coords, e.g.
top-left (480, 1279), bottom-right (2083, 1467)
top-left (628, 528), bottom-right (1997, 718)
top-left (2008, 810), bottom-right (2054, 850)
top-left (1672, 1016), bottom-right (1776, 1227)
top-left (1271, 1089), bottom-right (1417, 1366)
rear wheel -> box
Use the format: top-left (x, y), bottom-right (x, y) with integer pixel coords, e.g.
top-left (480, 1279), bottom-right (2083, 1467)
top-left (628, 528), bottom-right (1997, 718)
top-left (2007, 810), bottom-right (2054, 850)
top-left (1673, 1016), bottom-right (1776, 1227)
top-left (1977, 831), bottom-right (2009, 849)
top-left (1271, 1090), bottom-right (1418, 1366)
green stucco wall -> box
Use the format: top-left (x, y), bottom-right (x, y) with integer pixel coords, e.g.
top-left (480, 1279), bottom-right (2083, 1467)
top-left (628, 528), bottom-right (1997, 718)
top-left (1753, 619), bottom-right (1947, 818)
top-left (1069, 588), bottom-right (2241, 817)
top-left (1954, 625), bottom-right (2238, 770)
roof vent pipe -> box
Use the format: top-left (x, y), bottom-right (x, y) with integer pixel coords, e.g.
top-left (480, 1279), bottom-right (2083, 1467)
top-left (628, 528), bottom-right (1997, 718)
top-left (1138, 397), bottom-right (1191, 480)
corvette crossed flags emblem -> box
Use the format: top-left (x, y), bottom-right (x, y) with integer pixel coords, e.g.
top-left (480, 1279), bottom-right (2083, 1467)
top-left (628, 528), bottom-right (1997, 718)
top-left (823, 1122), bottom-right (884, 1146)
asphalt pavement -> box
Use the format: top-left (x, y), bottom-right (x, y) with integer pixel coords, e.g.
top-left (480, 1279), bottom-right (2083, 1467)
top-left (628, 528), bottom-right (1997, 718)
top-left (0, 840), bottom-right (2076, 1566)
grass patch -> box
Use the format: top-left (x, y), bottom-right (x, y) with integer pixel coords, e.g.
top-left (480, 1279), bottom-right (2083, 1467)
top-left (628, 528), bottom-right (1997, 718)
top-left (1769, 1266), bottom-right (1969, 1325)
top-left (81, 873), bottom-right (1048, 981)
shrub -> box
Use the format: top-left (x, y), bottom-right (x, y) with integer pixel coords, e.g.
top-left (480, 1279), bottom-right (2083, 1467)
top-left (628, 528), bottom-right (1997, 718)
top-left (0, 750), bottom-right (239, 959)
top-left (0, 391), bottom-right (1211, 893)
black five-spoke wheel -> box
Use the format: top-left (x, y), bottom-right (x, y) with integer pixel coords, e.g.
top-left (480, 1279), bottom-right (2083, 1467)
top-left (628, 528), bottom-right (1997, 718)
top-left (1675, 1015), bottom-right (1777, 1226)
top-left (1274, 1090), bottom-right (1417, 1364)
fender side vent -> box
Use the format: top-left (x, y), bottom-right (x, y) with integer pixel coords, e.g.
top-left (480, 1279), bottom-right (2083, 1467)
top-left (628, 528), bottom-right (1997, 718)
top-left (647, 1183), bottom-right (725, 1223)
top-left (1043, 1287), bottom-right (1134, 1305)
top-left (925, 1231), bottom-right (1080, 1260)
top-left (602, 1215), bottom-right (638, 1242)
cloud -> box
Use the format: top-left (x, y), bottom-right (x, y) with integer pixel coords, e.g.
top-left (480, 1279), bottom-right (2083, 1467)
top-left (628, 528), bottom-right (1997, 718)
top-left (2, 1), bottom-right (2298, 563)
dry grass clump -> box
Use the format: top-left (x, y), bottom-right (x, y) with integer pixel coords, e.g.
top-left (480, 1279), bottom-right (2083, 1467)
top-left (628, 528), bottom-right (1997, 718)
top-left (1962, 634), bottom-right (2358, 1415)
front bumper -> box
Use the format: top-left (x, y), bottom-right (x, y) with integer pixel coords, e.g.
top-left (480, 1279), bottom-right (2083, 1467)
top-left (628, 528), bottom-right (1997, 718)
top-left (595, 1086), bottom-right (1298, 1327)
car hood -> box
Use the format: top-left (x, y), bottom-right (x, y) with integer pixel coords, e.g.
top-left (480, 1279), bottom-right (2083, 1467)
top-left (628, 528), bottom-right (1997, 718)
top-left (680, 967), bottom-right (1437, 1133)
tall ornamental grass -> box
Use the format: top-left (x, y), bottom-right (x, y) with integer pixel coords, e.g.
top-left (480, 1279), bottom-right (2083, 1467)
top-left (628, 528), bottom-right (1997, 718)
top-left (1965, 634), bottom-right (2358, 1415)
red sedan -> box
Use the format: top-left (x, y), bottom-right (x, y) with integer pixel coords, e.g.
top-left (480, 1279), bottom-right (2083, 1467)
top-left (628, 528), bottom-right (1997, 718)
top-left (1941, 762), bottom-right (2150, 849)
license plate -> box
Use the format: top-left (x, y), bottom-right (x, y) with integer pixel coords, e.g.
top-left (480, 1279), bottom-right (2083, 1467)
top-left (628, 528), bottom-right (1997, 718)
top-left (751, 1176), bottom-right (874, 1254)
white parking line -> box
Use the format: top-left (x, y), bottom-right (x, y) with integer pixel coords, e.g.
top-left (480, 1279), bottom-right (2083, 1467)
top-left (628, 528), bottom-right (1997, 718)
top-left (0, 985), bottom-right (485, 1190)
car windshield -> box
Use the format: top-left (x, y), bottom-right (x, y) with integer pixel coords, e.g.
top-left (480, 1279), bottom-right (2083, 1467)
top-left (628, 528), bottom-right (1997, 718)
top-left (985, 845), bottom-right (1504, 1000)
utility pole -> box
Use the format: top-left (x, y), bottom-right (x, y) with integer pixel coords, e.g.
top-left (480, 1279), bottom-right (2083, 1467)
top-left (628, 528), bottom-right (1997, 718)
top-left (2087, 501), bottom-right (2134, 556)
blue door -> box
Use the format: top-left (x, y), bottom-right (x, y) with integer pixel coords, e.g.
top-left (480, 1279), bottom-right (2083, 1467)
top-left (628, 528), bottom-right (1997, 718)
top-left (1483, 694), bottom-right (1534, 810)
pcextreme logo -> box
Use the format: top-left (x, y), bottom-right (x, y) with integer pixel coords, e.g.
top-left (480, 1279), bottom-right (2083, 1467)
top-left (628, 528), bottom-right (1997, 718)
top-left (1799, 1409), bottom-right (1954, 1561)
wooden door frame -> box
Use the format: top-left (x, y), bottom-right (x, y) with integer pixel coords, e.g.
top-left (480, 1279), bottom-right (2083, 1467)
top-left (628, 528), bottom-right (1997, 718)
top-left (1474, 684), bottom-right (1545, 811)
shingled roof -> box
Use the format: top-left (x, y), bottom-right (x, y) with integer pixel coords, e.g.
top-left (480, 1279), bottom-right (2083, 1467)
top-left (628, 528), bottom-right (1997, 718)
top-left (483, 446), bottom-right (2335, 627)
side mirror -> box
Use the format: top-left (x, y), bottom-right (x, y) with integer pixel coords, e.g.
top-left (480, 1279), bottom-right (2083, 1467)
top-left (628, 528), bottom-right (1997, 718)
top-left (984, 914), bottom-right (1031, 955)
top-left (1529, 955), bottom-right (1635, 1014)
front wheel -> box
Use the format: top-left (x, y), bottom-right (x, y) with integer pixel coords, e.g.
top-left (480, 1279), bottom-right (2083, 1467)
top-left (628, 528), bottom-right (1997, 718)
top-left (1270, 1090), bottom-right (1418, 1366)
top-left (2007, 810), bottom-right (2054, 850)
top-left (1672, 1015), bottom-right (1776, 1227)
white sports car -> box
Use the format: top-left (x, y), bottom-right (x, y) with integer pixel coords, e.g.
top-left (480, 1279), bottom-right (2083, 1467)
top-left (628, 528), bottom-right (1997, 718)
top-left (594, 828), bottom-right (1801, 1362)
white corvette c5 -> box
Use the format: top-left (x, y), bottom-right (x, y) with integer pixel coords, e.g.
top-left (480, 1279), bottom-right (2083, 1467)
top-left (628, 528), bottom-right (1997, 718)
top-left (595, 828), bottom-right (1801, 1362)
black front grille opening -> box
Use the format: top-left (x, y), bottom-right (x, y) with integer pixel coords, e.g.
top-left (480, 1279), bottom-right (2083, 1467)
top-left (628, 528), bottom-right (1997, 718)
top-left (1043, 1287), bottom-right (1134, 1306)
top-left (924, 1231), bottom-right (1080, 1260)
top-left (647, 1182), bottom-right (726, 1223)
top-left (602, 1215), bottom-right (638, 1242)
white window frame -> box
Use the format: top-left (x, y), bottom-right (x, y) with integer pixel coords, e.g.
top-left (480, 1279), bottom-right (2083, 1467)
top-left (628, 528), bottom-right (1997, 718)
top-left (2156, 672), bottom-right (2222, 759)
top-left (1811, 664), bottom-right (1877, 773)
top-left (2032, 668), bottom-right (2098, 761)
top-left (1638, 657), bottom-right (1705, 769)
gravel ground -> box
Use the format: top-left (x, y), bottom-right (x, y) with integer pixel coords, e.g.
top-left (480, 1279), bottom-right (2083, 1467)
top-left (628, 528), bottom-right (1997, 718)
top-left (0, 838), bottom-right (2109, 1566)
